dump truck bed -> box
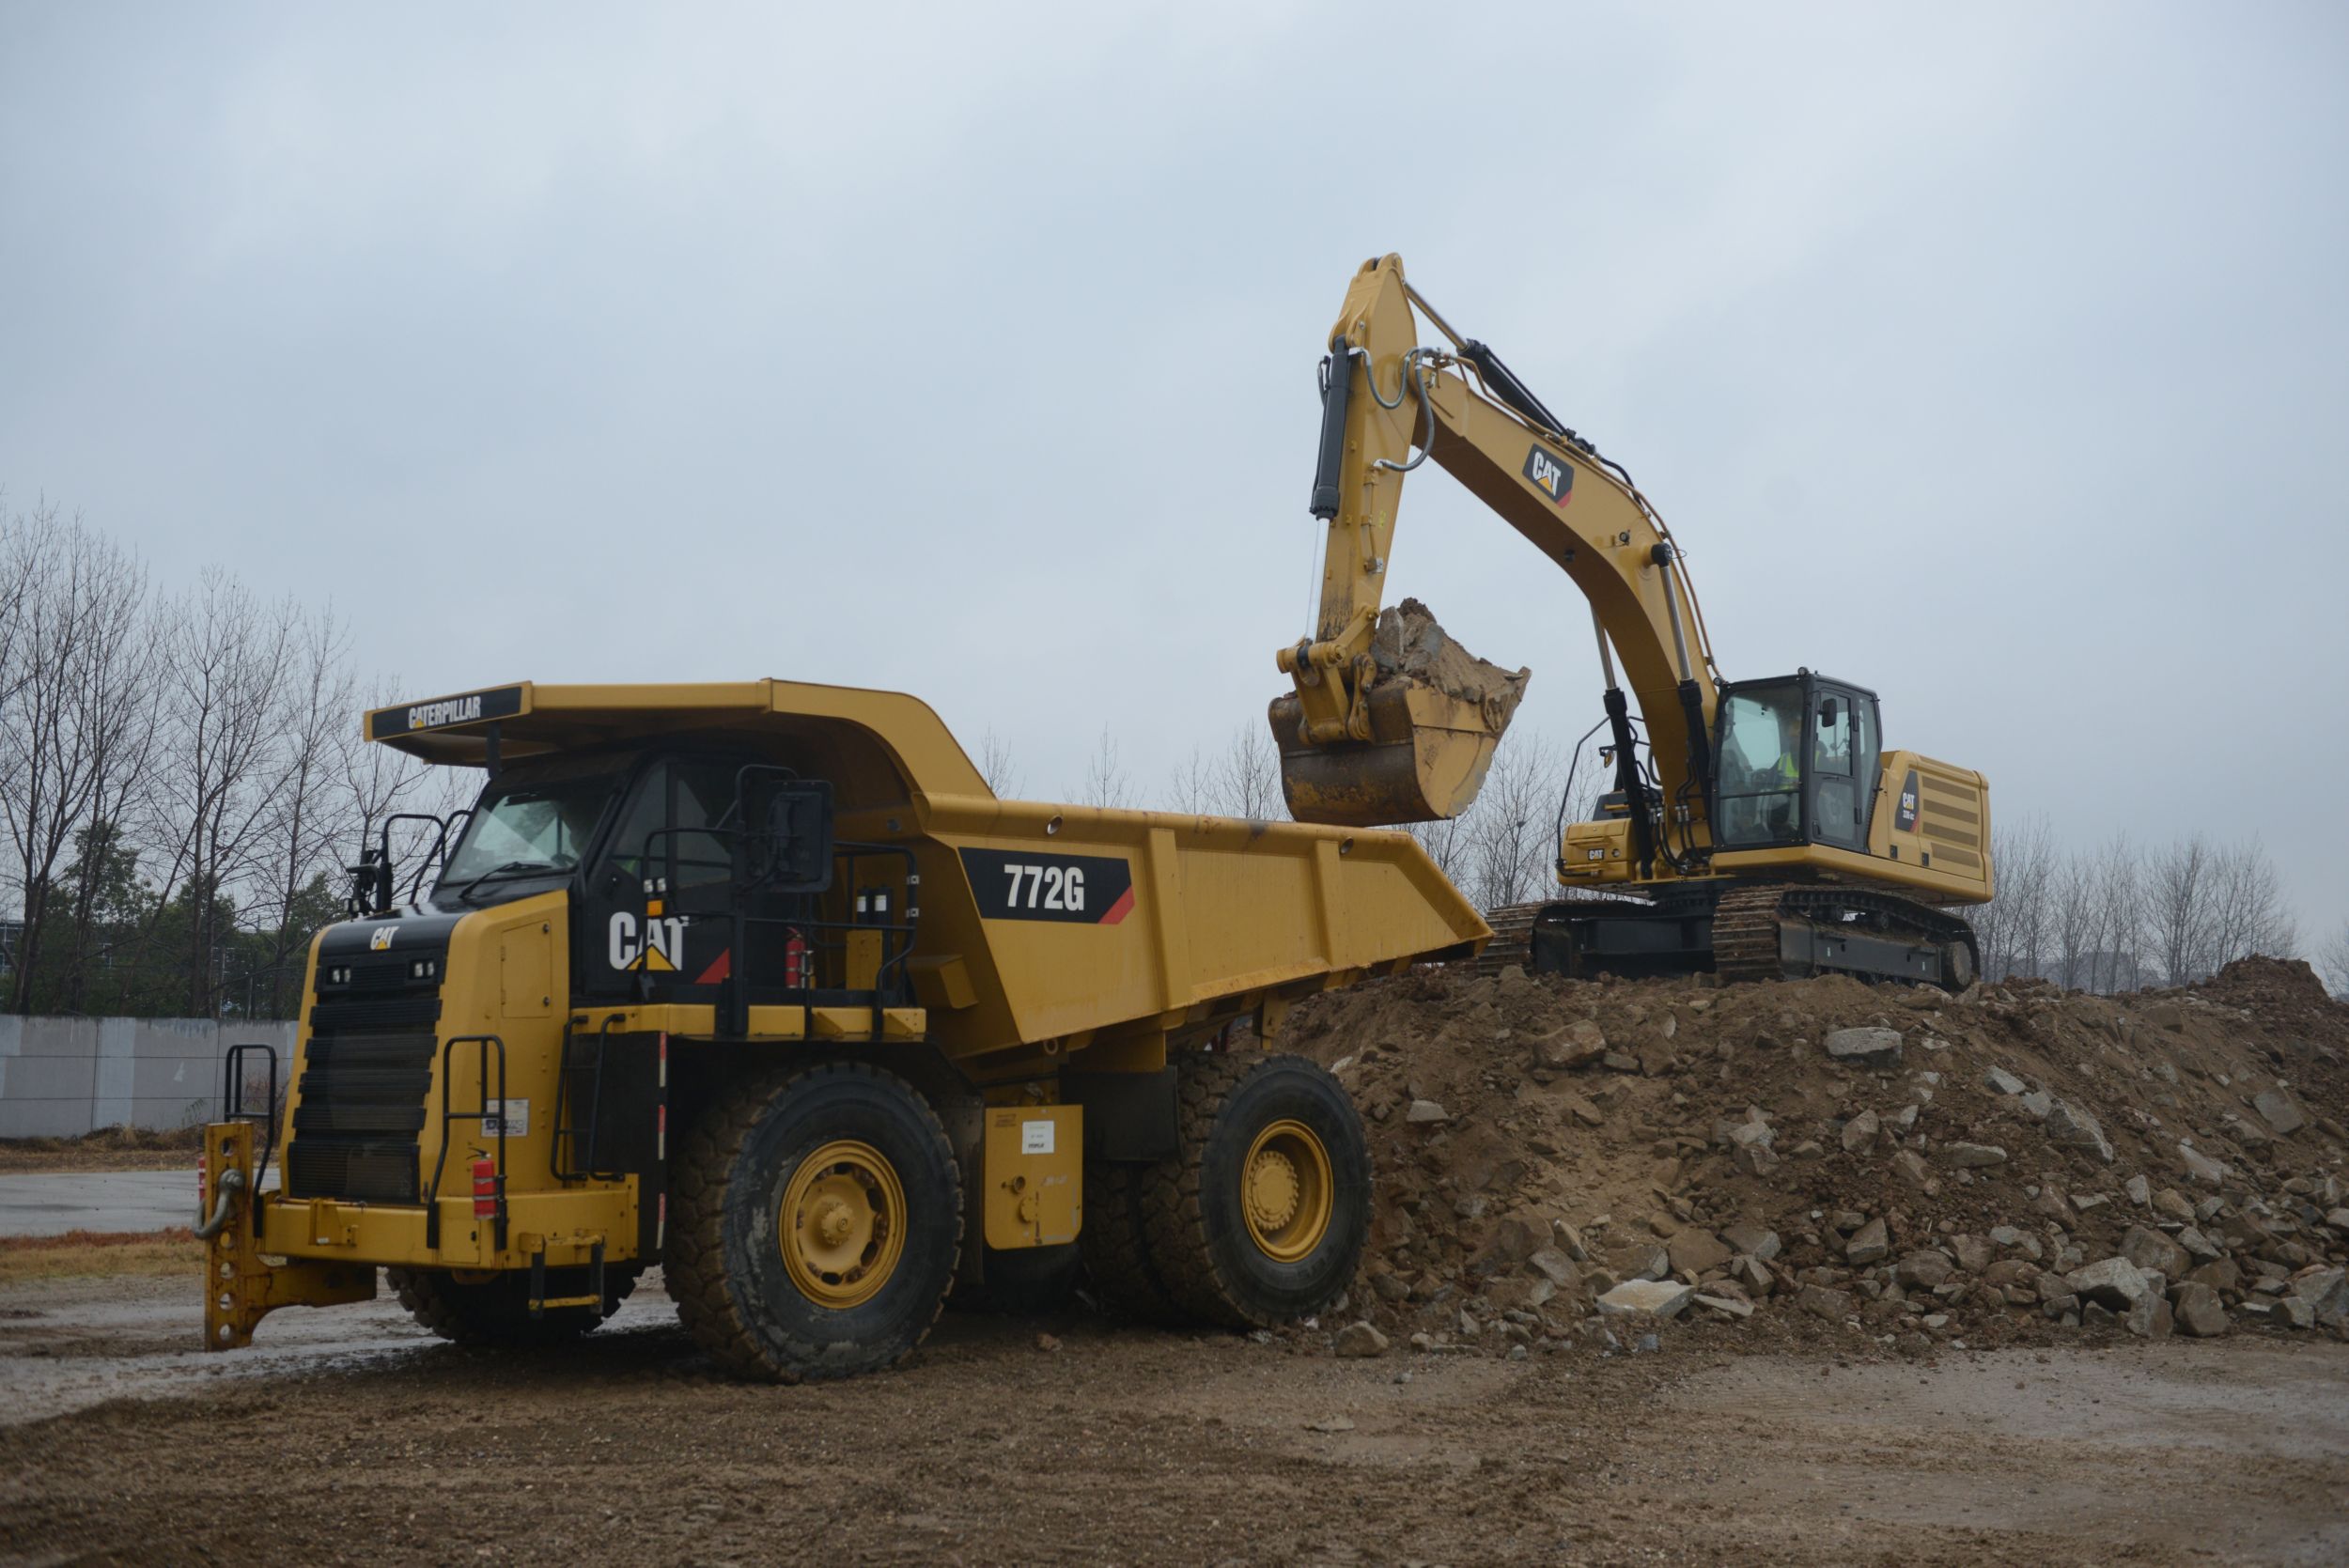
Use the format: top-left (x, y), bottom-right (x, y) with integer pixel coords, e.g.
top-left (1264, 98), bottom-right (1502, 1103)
top-left (366, 679), bottom-right (1488, 1073)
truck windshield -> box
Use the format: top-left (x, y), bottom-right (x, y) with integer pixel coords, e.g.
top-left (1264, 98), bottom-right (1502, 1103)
top-left (443, 768), bottom-right (622, 886)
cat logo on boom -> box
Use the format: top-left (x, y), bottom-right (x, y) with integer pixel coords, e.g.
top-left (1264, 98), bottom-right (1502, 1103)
top-left (1522, 443), bottom-right (1574, 506)
top-left (609, 910), bottom-right (689, 971)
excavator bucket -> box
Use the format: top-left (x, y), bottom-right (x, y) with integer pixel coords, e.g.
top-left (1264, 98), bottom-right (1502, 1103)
top-left (1268, 681), bottom-right (1513, 827)
top-left (1269, 600), bottom-right (1531, 828)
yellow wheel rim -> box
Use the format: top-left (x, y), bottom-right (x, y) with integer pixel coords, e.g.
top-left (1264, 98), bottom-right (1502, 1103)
top-left (1240, 1119), bottom-right (1333, 1264)
top-left (778, 1140), bottom-right (906, 1310)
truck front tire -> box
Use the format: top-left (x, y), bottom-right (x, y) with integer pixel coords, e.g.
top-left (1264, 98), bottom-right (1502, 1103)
top-left (666, 1061), bottom-right (961, 1382)
top-left (387, 1264), bottom-right (640, 1346)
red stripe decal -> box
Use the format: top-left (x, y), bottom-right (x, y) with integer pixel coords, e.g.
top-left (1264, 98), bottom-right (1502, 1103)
top-left (694, 949), bottom-right (732, 986)
top-left (1098, 887), bottom-right (1136, 925)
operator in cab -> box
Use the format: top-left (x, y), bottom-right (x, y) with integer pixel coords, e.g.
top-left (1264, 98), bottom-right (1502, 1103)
top-left (1759, 706), bottom-right (1803, 835)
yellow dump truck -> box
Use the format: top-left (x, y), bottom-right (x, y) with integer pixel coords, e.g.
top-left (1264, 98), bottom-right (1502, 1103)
top-left (198, 680), bottom-right (1484, 1379)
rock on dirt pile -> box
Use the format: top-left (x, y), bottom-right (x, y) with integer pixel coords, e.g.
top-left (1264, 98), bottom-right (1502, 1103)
top-left (1284, 955), bottom-right (2349, 1358)
top-left (1369, 598), bottom-right (1530, 723)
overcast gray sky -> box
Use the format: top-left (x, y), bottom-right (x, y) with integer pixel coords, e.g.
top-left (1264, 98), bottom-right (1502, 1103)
top-left (4, 3), bottom-right (2345, 945)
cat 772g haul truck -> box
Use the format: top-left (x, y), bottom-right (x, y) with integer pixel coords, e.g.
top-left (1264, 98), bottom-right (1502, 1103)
top-left (197, 680), bottom-right (1484, 1380)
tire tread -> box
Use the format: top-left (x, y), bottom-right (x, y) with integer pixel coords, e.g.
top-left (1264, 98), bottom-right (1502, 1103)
top-left (1142, 1051), bottom-right (1364, 1330)
top-left (663, 1060), bottom-right (960, 1381)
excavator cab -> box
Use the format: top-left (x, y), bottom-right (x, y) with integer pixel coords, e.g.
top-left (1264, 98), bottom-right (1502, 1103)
top-left (1710, 674), bottom-right (1880, 853)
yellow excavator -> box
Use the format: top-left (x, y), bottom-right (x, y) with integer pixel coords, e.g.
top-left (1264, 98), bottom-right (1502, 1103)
top-left (1270, 254), bottom-right (1992, 987)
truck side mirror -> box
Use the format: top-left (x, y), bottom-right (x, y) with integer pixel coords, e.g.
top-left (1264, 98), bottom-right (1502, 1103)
top-left (757, 782), bottom-right (835, 893)
top-left (1819, 696), bottom-right (1839, 728)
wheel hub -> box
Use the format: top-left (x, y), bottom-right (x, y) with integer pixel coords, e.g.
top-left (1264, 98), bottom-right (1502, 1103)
top-left (1238, 1119), bottom-right (1334, 1265)
top-left (1246, 1148), bottom-right (1300, 1232)
top-left (813, 1195), bottom-right (856, 1249)
top-left (778, 1141), bottom-right (907, 1310)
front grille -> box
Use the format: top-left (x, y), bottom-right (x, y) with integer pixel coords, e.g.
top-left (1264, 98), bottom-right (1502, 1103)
top-left (287, 971), bottom-right (443, 1204)
top-left (1919, 775), bottom-right (1985, 871)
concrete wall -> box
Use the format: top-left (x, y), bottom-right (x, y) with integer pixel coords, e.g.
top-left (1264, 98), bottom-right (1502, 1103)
top-left (0, 1017), bottom-right (299, 1140)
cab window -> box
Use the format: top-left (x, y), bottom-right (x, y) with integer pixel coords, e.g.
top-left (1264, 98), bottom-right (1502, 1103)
top-left (605, 758), bottom-right (745, 892)
top-left (1714, 683), bottom-right (1804, 846)
top-left (1813, 695), bottom-right (1853, 776)
top-left (443, 757), bottom-right (623, 886)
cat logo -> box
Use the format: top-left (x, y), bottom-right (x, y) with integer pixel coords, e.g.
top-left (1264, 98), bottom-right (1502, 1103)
top-left (1522, 443), bottom-right (1574, 506)
top-left (368, 927), bottom-right (396, 951)
top-left (1894, 768), bottom-right (1921, 833)
top-left (609, 910), bottom-right (689, 972)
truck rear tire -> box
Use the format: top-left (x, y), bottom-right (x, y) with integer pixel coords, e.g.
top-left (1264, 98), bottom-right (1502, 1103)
top-left (386, 1264), bottom-right (640, 1346)
top-left (1141, 1052), bottom-right (1370, 1329)
top-left (1078, 1160), bottom-right (1185, 1325)
top-left (665, 1061), bottom-right (961, 1382)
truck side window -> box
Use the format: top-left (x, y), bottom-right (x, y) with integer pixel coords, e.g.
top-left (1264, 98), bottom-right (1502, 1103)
top-left (605, 758), bottom-right (744, 893)
top-left (669, 761), bottom-right (740, 890)
top-left (604, 763), bottom-right (668, 888)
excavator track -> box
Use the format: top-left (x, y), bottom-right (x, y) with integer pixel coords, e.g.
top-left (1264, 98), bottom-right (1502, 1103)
top-left (1709, 885), bottom-right (1789, 985)
top-left (1476, 886), bottom-right (1979, 990)
top-left (1475, 903), bottom-right (1545, 976)
top-left (1711, 882), bottom-right (1980, 990)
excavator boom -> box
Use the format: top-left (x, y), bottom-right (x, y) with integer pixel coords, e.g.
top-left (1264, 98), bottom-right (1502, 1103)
top-left (1272, 254), bottom-right (1718, 848)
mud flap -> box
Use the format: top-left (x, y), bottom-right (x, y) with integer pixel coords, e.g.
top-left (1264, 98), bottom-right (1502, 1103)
top-left (203, 1122), bottom-right (377, 1351)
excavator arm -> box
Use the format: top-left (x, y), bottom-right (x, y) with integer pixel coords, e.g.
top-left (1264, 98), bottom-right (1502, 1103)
top-left (1272, 254), bottom-right (1721, 873)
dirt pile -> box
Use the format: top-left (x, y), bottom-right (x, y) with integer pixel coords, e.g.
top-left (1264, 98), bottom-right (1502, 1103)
top-left (1369, 598), bottom-right (1530, 723)
top-left (1285, 955), bottom-right (2349, 1357)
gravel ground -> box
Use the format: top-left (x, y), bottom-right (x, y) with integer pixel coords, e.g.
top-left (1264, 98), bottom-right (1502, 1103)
top-left (2, 1268), bottom-right (2343, 1566)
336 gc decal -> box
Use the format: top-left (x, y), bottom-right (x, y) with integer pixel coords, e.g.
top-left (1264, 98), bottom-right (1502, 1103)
top-left (958, 847), bottom-right (1135, 924)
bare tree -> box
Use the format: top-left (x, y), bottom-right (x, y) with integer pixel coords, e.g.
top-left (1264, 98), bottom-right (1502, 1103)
top-left (974, 728), bottom-right (1020, 798)
top-left (2145, 834), bottom-right (2214, 985)
top-left (1166, 745), bottom-right (1218, 815)
top-left (2204, 837), bottom-right (2296, 970)
top-left (1463, 732), bottom-right (1561, 910)
top-left (0, 504), bottom-right (54, 940)
top-left (2052, 848), bottom-right (2096, 991)
top-left (1971, 814), bottom-right (2055, 982)
top-left (148, 570), bottom-right (297, 1015)
top-left (52, 575), bottom-right (162, 1015)
top-left (2087, 832), bottom-right (2143, 993)
top-left (247, 607), bottom-right (358, 1011)
top-left (1213, 722), bottom-right (1284, 821)
top-left (1406, 813), bottom-right (1475, 887)
top-left (0, 496), bottom-right (39, 714)
top-left (2319, 919), bottom-right (2349, 1000)
top-left (0, 515), bottom-right (152, 1012)
top-left (1075, 728), bottom-right (1129, 810)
